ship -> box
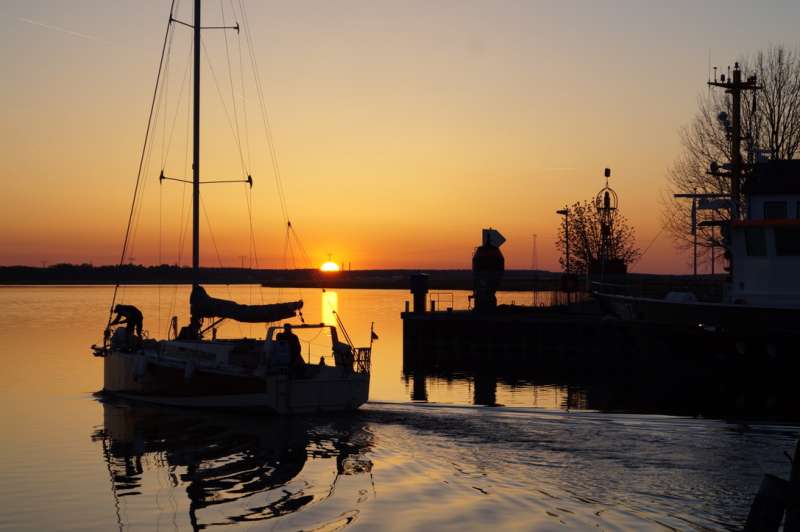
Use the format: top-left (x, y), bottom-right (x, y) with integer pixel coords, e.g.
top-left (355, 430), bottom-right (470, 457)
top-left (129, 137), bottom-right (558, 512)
top-left (595, 63), bottom-right (800, 344)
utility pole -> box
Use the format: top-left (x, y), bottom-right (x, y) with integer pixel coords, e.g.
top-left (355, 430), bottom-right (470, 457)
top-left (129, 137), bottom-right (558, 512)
top-left (531, 234), bottom-right (538, 271)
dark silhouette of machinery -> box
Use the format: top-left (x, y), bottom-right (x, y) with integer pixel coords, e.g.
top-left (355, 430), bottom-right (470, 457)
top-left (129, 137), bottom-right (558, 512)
top-left (472, 228), bottom-right (505, 311)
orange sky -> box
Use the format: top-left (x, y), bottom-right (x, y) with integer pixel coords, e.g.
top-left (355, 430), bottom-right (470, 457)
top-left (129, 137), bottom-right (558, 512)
top-left (3, 1), bottom-right (800, 273)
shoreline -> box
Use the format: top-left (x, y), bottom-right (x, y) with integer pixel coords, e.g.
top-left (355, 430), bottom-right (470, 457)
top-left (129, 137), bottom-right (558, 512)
top-left (0, 265), bottom-right (725, 294)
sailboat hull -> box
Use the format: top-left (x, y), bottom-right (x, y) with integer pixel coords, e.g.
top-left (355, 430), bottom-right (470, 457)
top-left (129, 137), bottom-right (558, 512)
top-left (103, 350), bottom-right (370, 414)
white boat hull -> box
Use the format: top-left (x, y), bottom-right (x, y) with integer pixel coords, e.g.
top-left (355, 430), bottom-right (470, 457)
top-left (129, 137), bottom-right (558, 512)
top-left (103, 349), bottom-right (370, 415)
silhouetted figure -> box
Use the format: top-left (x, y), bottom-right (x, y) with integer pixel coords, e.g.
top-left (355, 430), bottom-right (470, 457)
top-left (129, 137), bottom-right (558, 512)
top-left (178, 316), bottom-right (203, 340)
top-left (276, 324), bottom-right (304, 377)
top-left (110, 304), bottom-right (143, 340)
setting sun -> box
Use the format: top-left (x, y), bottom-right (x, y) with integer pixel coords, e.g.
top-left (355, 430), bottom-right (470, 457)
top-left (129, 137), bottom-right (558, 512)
top-left (320, 261), bottom-right (340, 272)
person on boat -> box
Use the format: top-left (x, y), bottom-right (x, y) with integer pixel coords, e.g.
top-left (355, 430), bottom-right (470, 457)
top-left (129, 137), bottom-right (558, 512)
top-left (177, 316), bottom-right (202, 340)
top-left (110, 304), bottom-right (143, 340)
top-left (276, 324), bottom-right (305, 376)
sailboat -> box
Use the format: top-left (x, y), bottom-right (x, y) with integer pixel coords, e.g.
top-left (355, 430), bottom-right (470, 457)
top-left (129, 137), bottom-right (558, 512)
top-left (91, 0), bottom-right (371, 414)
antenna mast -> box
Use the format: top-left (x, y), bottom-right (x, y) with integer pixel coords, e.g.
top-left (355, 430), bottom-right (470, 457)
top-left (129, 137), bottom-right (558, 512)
top-left (707, 62), bottom-right (760, 220)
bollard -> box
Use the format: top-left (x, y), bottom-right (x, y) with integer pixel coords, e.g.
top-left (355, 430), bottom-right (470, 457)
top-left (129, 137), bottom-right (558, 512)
top-left (410, 273), bottom-right (429, 314)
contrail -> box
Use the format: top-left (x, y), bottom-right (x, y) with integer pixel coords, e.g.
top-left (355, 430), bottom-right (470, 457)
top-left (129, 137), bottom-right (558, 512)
top-left (18, 17), bottom-right (100, 42)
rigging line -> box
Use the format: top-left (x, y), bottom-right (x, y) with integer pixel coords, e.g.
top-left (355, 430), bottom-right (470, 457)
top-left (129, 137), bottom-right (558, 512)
top-left (128, 27), bottom-right (177, 265)
top-left (220, 0), bottom-right (246, 175)
top-left (286, 231), bottom-right (304, 301)
top-left (242, 180), bottom-right (260, 265)
top-left (158, 179), bottom-right (163, 338)
top-left (218, 3), bottom-right (263, 303)
top-left (290, 224), bottom-right (313, 267)
top-left (126, 85), bottom-right (164, 264)
top-left (108, 0), bottom-right (176, 326)
top-left (200, 196), bottom-right (244, 336)
top-left (200, 37), bottom-right (248, 177)
top-left (183, 55), bottom-right (192, 178)
top-left (286, 230), bottom-right (296, 270)
top-left (170, 66), bottom-right (192, 322)
top-left (159, 15), bottom-right (177, 169)
top-left (633, 228), bottom-right (665, 267)
top-left (278, 222), bottom-right (291, 301)
top-left (282, 222), bottom-right (290, 268)
top-left (168, 189), bottom-right (193, 330)
top-left (172, 54), bottom-right (193, 263)
top-left (162, 44), bottom-right (194, 168)
top-left (238, 0), bottom-right (289, 223)
top-left (243, 184), bottom-right (264, 304)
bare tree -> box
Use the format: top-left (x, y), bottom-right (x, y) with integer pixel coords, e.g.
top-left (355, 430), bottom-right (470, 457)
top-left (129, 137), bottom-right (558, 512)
top-left (556, 200), bottom-right (640, 274)
top-left (663, 45), bottom-right (800, 263)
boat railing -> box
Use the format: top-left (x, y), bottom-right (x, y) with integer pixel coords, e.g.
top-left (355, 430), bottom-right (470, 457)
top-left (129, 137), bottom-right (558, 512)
top-left (591, 281), bottom-right (634, 296)
top-left (591, 278), bottom-right (725, 302)
top-left (353, 347), bottom-right (371, 374)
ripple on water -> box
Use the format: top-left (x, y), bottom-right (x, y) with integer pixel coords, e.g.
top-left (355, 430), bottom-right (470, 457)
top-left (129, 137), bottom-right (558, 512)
top-left (1, 398), bottom-right (796, 530)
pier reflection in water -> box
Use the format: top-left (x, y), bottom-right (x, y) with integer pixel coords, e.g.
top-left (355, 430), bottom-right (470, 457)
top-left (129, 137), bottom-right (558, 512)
top-left (92, 401), bottom-right (374, 530)
top-left (404, 367), bottom-right (800, 419)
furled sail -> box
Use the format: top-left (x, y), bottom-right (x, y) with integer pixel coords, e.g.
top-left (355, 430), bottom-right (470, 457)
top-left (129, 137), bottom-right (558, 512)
top-left (190, 285), bottom-right (302, 323)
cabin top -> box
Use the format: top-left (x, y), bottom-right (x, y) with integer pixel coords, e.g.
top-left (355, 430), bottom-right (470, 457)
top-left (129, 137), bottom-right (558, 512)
top-left (743, 160), bottom-right (800, 220)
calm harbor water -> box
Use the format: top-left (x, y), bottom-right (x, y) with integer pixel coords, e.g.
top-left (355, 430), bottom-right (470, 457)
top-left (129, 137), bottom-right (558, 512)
top-left (0, 285), bottom-right (796, 530)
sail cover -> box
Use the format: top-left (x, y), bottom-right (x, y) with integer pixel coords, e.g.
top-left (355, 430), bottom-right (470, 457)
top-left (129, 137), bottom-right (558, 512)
top-left (191, 285), bottom-right (302, 323)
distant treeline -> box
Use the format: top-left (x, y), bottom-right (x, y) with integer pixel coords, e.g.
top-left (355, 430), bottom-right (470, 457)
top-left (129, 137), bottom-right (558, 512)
top-left (0, 263), bottom-right (561, 290)
top-left (0, 263), bottom-right (309, 285)
top-left (0, 264), bottom-right (725, 297)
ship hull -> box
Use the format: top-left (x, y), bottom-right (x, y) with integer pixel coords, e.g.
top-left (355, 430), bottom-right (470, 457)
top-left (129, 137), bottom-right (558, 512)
top-left (103, 349), bottom-right (370, 415)
top-left (595, 292), bottom-right (800, 335)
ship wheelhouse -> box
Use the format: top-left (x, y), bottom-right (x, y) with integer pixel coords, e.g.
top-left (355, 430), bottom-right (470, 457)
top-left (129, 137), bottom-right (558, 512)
top-left (730, 160), bottom-right (800, 306)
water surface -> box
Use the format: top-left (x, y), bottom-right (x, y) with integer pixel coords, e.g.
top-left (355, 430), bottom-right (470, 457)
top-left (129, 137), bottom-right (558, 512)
top-left (0, 286), bottom-right (795, 530)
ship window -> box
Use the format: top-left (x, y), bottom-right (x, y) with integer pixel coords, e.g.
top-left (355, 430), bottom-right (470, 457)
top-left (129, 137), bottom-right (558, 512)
top-left (764, 201), bottom-right (787, 219)
top-left (744, 227), bottom-right (767, 256)
top-left (775, 227), bottom-right (800, 256)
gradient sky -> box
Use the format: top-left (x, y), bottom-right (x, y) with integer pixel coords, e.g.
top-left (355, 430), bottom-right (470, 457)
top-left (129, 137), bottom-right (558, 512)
top-left (3, 0), bottom-right (800, 273)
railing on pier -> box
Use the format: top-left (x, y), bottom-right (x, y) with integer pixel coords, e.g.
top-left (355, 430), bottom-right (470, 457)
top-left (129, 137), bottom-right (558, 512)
top-left (591, 278), bottom-right (724, 302)
top-left (530, 288), bottom-right (590, 307)
top-left (429, 291), bottom-right (455, 311)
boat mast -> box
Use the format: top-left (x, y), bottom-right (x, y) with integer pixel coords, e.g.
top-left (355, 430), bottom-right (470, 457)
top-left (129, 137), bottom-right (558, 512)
top-left (192, 0), bottom-right (201, 284)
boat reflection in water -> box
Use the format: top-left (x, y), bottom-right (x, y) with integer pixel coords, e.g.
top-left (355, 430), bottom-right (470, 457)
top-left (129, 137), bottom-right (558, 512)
top-left (92, 401), bottom-right (374, 530)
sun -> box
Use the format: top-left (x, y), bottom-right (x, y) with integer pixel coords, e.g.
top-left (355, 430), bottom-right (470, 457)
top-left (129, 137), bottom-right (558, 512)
top-left (320, 261), bottom-right (340, 272)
